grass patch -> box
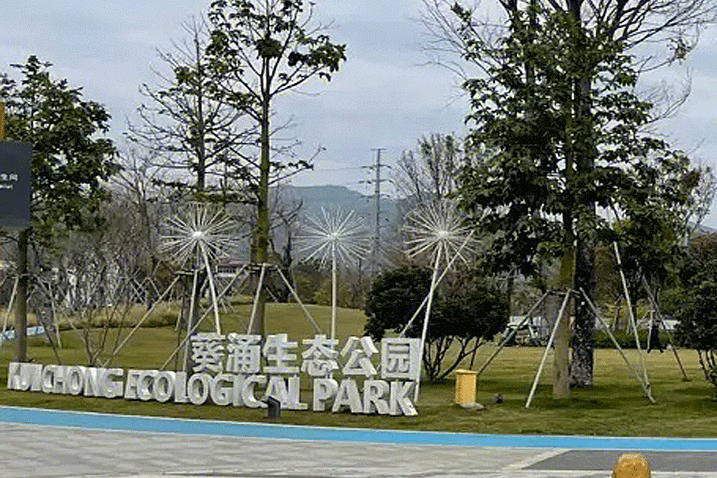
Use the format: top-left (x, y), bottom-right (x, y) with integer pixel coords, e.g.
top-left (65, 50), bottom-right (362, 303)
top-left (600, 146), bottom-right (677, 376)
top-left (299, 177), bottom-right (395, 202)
top-left (1, 299), bottom-right (716, 437)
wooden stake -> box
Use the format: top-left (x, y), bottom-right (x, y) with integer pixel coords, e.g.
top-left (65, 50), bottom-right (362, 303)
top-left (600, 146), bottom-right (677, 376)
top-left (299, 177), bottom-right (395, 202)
top-left (641, 275), bottom-right (689, 381)
top-left (475, 289), bottom-right (550, 378)
top-left (525, 290), bottom-right (572, 408)
top-left (581, 288), bottom-right (656, 404)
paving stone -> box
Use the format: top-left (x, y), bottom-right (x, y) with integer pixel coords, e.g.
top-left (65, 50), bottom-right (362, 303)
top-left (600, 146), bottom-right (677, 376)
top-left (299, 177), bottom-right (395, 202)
top-left (1, 417), bottom-right (717, 478)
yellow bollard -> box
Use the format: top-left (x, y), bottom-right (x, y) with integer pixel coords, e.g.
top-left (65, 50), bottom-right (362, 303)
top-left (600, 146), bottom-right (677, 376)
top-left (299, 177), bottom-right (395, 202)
top-left (454, 369), bottom-right (477, 405)
top-left (612, 453), bottom-right (652, 478)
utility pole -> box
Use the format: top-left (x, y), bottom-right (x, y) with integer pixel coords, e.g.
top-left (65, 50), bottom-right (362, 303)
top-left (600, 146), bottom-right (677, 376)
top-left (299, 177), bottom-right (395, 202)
top-left (373, 148), bottom-right (383, 275)
top-left (363, 149), bottom-right (389, 276)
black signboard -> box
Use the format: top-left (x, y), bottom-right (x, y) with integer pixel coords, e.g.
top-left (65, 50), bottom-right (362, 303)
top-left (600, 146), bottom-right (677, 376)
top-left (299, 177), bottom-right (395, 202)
top-left (0, 142), bottom-right (32, 229)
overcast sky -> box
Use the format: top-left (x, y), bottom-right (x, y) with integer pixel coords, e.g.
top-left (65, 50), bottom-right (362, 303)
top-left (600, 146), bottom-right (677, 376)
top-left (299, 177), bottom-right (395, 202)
top-left (1, 1), bottom-right (717, 226)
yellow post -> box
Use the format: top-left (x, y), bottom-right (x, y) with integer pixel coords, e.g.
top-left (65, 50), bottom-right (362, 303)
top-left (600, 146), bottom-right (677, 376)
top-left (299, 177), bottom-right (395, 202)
top-left (612, 453), bottom-right (652, 478)
top-left (454, 369), bottom-right (477, 405)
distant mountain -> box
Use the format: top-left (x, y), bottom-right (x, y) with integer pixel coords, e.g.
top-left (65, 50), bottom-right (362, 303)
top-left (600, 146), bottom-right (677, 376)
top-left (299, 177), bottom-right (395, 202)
top-left (271, 185), bottom-right (402, 264)
top-left (693, 223), bottom-right (717, 235)
top-left (277, 184), bottom-right (400, 230)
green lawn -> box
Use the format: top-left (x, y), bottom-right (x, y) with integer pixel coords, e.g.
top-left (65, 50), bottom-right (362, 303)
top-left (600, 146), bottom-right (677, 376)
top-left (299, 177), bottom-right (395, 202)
top-left (2, 300), bottom-right (716, 437)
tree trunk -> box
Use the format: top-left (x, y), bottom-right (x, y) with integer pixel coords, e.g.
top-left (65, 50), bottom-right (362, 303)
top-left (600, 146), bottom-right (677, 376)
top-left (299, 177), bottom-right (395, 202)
top-left (250, 94), bottom-right (271, 336)
top-left (566, 2), bottom-right (597, 386)
top-left (193, 30), bottom-right (207, 193)
top-left (570, 236), bottom-right (595, 387)
top-left (553, 249), bottom-right (573, 399)
top-left (14, 228), bottom-right (29, 362)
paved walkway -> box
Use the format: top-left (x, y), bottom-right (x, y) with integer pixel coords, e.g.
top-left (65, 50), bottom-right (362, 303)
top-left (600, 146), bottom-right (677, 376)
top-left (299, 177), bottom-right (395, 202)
top-left (1, 406), bottom-right (716, 478)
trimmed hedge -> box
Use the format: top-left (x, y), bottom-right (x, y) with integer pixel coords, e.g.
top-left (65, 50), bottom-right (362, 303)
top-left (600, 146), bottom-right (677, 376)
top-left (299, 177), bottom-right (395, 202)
top-left (593, 329), bottom-right (667, 350)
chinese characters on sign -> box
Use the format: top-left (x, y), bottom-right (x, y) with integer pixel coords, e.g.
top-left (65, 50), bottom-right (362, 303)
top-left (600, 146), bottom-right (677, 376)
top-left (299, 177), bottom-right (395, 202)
top-left (7, 335), bottom-right (422, 416)
top-left (184, 333), bottom-right (420, 415)
top-left (0, 172), bottom-right (19, 185)
top-left (0, 142), bottom-right (32, 229)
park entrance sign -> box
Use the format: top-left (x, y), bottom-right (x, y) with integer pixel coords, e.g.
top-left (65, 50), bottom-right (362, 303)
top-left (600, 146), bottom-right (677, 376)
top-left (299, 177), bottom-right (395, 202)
top-left (7, 335), bottom-right (422, 416)
top-left (0, 142), bottom-right (32, 229)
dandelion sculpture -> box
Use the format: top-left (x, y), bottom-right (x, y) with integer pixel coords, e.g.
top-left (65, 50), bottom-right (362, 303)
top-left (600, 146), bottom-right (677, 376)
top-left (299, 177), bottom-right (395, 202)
top-left (160, 203), bottom-right (237, 335)
top-left (403, 199), bottom-right (477, 399)
top-left (298, 207), bottom-right (369, 339)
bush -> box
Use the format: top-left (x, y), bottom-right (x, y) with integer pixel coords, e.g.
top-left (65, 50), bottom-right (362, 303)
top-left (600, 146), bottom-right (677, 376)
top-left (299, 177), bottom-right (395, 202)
top-left (364, 265), bottom-right (431, 340)
top-left (364, 265), bottom-right (509, 381)
top-left (593, 329), bottom-right (655, 350)
top-left (674, 260), bottom-right (717, 394)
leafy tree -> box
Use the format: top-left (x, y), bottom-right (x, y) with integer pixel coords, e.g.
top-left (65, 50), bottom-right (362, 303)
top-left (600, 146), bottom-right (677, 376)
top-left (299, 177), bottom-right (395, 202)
top-left (679, 232), bottom-right (717, 284)
top-left (206, 0), bottom-right (346, 335)
top-left (292, 258), bottom-right (329, 303)
top-left (1, 56), bottom-right (117, 361)
top-left (660, 232), bottom-right (717, 322)
top-left (365, 265), bottom-right (509, 381)
top-left (2, 57), bottom-right (117, 237)
top-left (454, 7), bottom-right (700, 387)
top-left (424, 0), bottom-right (717, 389)
top-left (674, 260), bottom-right (717, 396)
top-left (610, 206), bottom-right (689, 313)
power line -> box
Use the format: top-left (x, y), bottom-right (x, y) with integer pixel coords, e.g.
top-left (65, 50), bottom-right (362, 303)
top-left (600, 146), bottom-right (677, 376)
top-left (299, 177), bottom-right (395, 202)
top-left (307, 166), bottom-right (364, 172)
top-left (362, 149), bottom-right (391, 275)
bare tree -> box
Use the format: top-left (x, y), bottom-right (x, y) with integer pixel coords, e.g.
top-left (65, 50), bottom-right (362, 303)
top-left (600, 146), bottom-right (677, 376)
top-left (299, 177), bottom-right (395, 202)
top-left (128, 17), bottom-right (255, 198)
top-left (423, 0), bottom-right (717, 74)
top-left (112, 149), bottom-right (164, 282)
top-left (47, 201), bottom-right (154, 366)
top-left (394, 133), bottom-right (462, 207)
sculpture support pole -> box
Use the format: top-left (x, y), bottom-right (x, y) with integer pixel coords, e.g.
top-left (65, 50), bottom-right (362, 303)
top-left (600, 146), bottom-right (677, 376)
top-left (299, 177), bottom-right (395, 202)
top-left (476, 289), bottom-right (551, 378)
top-left (331, 246), bottom-right (337, 341)
top-left (1, 276), bottom-right (18, 348)
top-left (199, 243), bottom-right (221, 335)
top-left (581, 288), bottom-right (656, 404)
top-left (183, 268), bottom-right (200, 372)
top-left (399, 232), bottom-right (474, 338)
top-left (613, 242), bottom-right (651, 390)
top-left (108, 275), bottom-right (182, 364)
top-left (414, 245), bottom-right (443, 402)
top-left (641, 275), bottom-right (689, 381)
top-left (275, 266), bottom-right (322, 333)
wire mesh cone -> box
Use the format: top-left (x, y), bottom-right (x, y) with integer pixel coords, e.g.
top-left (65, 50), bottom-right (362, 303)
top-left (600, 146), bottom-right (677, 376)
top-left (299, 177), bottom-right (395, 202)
top-left (403, 199), bottom-right (476, 269)
top-left (298, 207), bottom-right (370, 267)
top-left (160, 202), bottom-right (238, 265)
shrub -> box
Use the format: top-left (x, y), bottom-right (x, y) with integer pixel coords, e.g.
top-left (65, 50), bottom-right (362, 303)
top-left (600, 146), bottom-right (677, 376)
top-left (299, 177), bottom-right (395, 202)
top-left (364, 265), bottom-right (509, 381)
top-left (674, 260), bottom-right (717, 395)
top-left (593, 329), bottom-right (653, 350)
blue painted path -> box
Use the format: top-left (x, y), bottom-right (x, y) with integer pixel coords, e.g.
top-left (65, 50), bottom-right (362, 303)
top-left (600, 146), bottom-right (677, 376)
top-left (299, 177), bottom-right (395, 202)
top-left (1, 405), bottom-right (716, 451)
